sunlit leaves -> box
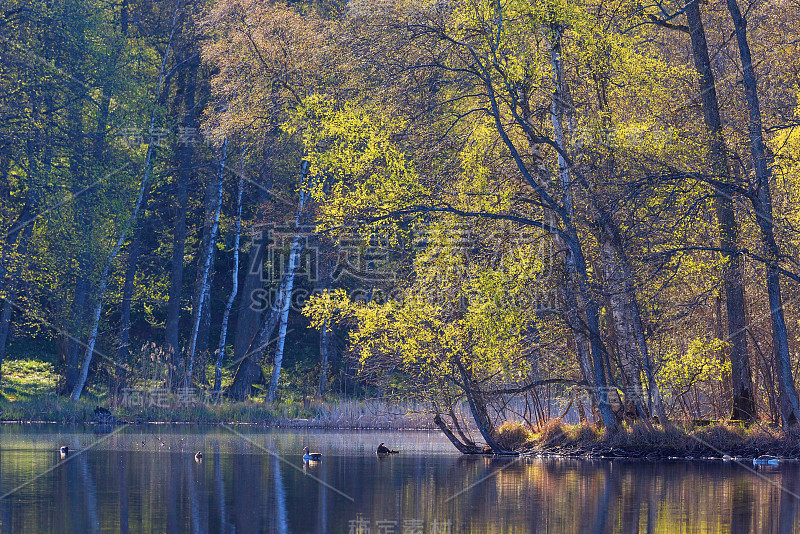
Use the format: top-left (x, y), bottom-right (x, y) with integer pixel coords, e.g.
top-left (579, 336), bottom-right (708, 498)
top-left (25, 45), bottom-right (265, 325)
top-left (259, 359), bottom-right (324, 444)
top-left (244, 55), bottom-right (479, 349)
top-left (288, 95), bottom-right (429, 243)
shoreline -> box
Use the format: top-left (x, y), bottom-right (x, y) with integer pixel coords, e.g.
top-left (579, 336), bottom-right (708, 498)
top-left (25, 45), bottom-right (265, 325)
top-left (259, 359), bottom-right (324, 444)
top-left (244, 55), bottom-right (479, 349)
top-left (4, 397), bottom-right (800, 459)
top-left (1, 417), bottom-right (799, 461)
top-left (517, 421), bottom-right (800, 461)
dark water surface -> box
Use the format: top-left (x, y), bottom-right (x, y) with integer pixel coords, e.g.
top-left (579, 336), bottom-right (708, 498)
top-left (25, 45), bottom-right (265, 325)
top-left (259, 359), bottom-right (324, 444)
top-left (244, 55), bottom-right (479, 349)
top-left (0, 424), bottom-right (798, 533)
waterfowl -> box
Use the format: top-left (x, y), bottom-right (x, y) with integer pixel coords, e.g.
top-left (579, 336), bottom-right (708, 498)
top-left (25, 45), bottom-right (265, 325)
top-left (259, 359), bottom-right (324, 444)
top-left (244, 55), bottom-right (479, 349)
top-left (59, 446), bottom-right (69, 454)
top-left (376, 443), bottom-right (398, 455)
top-left (303, 447), bottom-right (322, 462)
top-left (195, 451), bottom-right (204, 462)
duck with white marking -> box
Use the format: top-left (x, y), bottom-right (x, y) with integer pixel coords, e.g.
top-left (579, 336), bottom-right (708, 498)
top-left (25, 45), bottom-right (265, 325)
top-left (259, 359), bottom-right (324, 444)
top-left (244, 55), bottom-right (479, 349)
top-left (302, 446), bottom-right (322, 462)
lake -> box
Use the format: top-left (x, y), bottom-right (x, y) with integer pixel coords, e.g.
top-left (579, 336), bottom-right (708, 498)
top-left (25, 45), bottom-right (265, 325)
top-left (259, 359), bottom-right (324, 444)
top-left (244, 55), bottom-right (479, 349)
top-left (0, 424), bottom-right (797, 533)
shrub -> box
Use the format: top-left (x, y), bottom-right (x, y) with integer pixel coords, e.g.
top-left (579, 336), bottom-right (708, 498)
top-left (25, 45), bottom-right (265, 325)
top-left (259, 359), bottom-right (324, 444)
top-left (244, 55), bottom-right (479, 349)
top-left (494, 421), bottom-right (532, 450)
top-left (535, 419), bottom-right (567, 446)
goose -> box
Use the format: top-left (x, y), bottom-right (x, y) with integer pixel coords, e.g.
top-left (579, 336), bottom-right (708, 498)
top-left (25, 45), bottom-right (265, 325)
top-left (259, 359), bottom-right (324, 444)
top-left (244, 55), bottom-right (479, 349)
top-left (303, 447), bottom-right (322, 462)
top-left (376, 443), bottom-right (399, 455)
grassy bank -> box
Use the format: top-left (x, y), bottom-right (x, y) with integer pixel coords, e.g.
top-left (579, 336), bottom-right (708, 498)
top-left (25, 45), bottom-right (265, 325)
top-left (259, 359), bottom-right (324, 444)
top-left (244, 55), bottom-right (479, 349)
top-left (0, 355), bottom-right (433, 428)
top-left (517, 420), bottom-right (800, 459)
top-left (0, 394), bottom-right (434, 428)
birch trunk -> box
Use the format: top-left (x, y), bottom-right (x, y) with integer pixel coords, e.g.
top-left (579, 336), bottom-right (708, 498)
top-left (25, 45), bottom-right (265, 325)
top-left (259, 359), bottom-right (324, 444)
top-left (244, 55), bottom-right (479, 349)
top-left (185, 139), bottom-right (226, 388)
top-left (546, 28), bottom-right (618, 430)
top-left (265, 161), bottom-right (309, 402)
top-left (598, 232), bottom-right (648, 418)
top-left (70, 4), bottom-right (180, 401)
top-left (725, 0), bottom-right (800, 428)
top-left (213, 151), bottom-right (244, 399)
top-left (553, 24), bottom-right (664, 425)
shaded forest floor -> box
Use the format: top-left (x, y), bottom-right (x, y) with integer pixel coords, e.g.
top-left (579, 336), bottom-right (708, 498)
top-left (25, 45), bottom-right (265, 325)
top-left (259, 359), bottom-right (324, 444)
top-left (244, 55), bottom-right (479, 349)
top-left (519, 420), bottom-right (800, 460)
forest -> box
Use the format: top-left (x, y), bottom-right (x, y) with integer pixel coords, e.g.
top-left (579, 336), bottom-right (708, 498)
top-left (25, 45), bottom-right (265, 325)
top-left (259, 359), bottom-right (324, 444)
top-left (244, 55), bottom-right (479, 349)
top-left (1, 0), bottom-right (800, 450)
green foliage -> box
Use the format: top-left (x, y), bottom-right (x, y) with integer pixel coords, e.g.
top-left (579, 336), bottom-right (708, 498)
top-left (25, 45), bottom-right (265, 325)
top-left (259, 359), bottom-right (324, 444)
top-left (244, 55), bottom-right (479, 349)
top-left (288, 95), bottom-right (428, 243)
top-left (658, 338), bottom-right (731, 395)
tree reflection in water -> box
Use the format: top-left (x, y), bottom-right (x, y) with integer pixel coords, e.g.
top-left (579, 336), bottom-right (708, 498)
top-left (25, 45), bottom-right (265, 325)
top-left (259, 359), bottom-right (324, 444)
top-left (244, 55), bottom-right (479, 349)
top-left (0, 427), bottom-right (798, 533)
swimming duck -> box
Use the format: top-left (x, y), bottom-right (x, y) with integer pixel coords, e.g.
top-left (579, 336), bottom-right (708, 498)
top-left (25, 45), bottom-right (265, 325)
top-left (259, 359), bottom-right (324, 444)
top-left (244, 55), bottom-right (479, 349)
top-left (195, 452), bottom-right (204, 462)
top-left (60, 446), bottom-right (69, 454)
top-left (303, 447), bottom-right (322, 461)
top-left (376, 443), bottom-right (398, 455)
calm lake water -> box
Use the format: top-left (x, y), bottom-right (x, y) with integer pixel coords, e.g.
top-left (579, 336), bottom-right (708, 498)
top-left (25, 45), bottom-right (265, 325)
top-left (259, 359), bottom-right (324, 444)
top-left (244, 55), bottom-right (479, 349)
top-left (0, 424), bottom-right (798, 533)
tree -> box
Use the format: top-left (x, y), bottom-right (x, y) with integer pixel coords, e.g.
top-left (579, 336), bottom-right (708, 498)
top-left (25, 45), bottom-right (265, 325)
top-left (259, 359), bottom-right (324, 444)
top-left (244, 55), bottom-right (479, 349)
top-left (683, 0), bottom-right (756, 421)
top-left (724, 0), bottom-right (800, 428)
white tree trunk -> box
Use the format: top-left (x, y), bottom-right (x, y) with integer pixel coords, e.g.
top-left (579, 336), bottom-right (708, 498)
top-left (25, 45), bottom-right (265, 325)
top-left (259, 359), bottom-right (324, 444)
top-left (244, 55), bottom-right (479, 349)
top-left (547, 33), bottom-right (616, 427)
top-left (213, 148), bottom-right (243, 398)
top-left (598, 234), bottom-right (647, 416)
top-left (185, 139), bottom-right (226, 388)
top-left (265, 161), bottom-right (309, 402)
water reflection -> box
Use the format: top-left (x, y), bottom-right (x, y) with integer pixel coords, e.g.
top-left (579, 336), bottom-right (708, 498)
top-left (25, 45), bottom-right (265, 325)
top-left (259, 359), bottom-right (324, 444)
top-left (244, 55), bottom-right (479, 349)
top-left (0, 425), bottom-right (797, 533)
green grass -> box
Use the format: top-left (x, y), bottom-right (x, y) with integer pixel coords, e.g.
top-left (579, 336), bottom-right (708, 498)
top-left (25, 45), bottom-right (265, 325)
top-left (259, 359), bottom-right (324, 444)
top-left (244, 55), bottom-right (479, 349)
top-left (0, 359), bottom-right (429, 427)
top-left (1, 359), bottom-right (59, 401)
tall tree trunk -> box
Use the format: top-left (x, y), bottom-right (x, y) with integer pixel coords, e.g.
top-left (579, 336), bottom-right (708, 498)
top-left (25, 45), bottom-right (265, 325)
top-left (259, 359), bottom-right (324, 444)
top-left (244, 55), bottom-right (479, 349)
top-left (115, 219), bottom-right (144, 393)
top-left (165, 159), bottom-right (188, 378)
top-left (193, 169), bottom-right (222, 385)
top-left (62, 68), bottom-right (96, 394)
top-left (686, 0), bottom-right (756, 422)
top-left (186, 140), bottom-right (226, 388)
top-left (214, 154), bottom-right (243, 399)
top-left (70, 123), bottom-right (162, 400)
top-left (724, 0), bottom-right (800, 428)
top-left (453, 355), bottom-right (508, 452)
top-left (165, 42), bottom-right (200, 385)
top-left (265, 162), bottom-right (309, 402)
top-left (227, 230), bottom-right (268, 400)
top-left (553, 20), bottom-right (664, 424)
top-left (541, 26), bottom-right (618, 430)
top-left (597, 231), bottom-right (648, 419)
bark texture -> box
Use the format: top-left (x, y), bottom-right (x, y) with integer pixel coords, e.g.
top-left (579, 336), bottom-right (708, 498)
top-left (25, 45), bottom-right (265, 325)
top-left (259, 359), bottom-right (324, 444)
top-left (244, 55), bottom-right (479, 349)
top-left (685, 0), bottom-right (756, 421)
